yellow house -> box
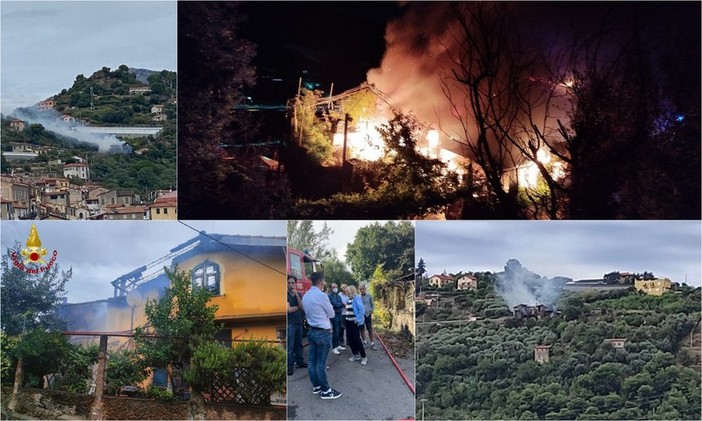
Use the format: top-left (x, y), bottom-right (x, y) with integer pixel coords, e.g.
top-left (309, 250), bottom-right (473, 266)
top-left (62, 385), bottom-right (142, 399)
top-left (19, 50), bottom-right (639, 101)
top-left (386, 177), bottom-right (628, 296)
top-left (634, 277), bottom-right (673, 296)
top-left (173, 234), bottom-right (287, 343)
top-left (61, 232), bottom-right (287, 347)
top-left (149, 191), bottom-right (177, 220)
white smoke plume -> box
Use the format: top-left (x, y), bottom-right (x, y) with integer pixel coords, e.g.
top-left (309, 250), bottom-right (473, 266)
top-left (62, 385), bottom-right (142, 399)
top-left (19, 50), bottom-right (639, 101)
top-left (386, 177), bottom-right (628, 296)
top-left (12, 108), bottom-right (125, 153)
top-left (495, 259), bottom-right (567, 309)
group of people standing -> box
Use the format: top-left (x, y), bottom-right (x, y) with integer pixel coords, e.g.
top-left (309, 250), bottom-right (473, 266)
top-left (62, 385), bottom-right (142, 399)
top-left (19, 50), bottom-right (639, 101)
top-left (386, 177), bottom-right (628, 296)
top-left (287, 272), bottom-right (375, 400)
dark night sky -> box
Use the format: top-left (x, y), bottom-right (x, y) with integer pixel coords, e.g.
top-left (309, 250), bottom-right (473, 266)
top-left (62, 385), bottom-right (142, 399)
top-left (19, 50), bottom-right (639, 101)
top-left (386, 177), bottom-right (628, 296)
top-left (236, 1), bottom-right (699, 106)
top-left (239, 1), bottom-right (401, 104)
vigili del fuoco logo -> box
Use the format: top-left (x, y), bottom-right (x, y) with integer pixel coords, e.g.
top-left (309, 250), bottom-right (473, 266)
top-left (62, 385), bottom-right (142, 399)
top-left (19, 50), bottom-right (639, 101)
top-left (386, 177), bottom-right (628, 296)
top-left (11, 224), bottom-right (58, 274)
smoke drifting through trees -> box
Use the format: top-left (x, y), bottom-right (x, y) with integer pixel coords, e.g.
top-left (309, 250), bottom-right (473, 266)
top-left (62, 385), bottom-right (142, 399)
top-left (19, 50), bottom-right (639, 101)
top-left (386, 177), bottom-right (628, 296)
top-left (495, 259), bottom-right (566, 310)
top-left (12, 109), bottom-right (125, 153)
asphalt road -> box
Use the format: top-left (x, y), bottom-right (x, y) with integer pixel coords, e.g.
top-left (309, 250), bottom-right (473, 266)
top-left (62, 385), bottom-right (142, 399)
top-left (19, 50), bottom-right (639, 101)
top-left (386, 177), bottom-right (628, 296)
top-left (287, 337), bottom-right (415, 420)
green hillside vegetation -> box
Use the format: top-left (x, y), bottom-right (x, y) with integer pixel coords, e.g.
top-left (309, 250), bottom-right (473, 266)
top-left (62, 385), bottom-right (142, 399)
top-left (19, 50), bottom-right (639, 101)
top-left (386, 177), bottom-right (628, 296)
top-left (417, 282), bottom-right (701, 420)
top-left (52, 65), bottom-right (176, 126)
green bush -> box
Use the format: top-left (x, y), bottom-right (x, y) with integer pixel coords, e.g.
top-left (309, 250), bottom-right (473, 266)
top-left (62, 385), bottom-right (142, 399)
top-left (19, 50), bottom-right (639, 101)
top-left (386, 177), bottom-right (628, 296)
top-left (146, 385), bottom-right (174, 401)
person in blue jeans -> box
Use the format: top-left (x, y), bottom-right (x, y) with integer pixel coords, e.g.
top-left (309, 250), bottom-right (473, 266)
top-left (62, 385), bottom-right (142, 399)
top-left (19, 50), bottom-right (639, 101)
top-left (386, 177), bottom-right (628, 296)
top-left (287, 278), bottom-right (307, 376)
top-left (327, 282), bottom-right (346, 354)
top-left (301, 272), bottom-right (341, 400)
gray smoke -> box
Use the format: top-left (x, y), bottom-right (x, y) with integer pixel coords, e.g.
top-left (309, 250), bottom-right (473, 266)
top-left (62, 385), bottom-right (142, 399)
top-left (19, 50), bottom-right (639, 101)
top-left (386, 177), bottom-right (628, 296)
top-left (12, 108), bottom-right (125, 153)
top-left (495, 259), bottom-right (568, 309)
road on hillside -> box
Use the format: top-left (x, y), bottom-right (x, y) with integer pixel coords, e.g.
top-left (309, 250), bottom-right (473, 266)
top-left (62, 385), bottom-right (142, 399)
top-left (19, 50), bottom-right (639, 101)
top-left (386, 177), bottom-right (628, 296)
top-left (287, 336), bottom-right (415, 420)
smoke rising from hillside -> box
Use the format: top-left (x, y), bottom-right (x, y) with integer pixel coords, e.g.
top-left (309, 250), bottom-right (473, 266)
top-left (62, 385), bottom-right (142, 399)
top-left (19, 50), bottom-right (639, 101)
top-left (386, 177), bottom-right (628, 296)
top-left (12, 108), bottom-right (124, 153)
top-left (495, 259), bottom-right (566, 309)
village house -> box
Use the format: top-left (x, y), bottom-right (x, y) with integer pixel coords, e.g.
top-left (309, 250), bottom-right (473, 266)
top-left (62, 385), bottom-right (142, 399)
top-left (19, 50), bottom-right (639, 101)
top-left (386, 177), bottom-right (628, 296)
top-left (41, 191), bottom-right (70, 215)
top-left (98, 189), bottom-right (135, 207)
top-left (37, 98), bottom-right (56, 111)
top-left (456, 274), bottom-right (478, 291)
top-left (10, 143), bottom-right (34, 153)
top-left (63, 163), bottom-right (91, 180)
top-left (149, 191), bottom-right (177, 220)
top-left (128, 86), bottom-right (151, 95)
top-left (429, 273), bottom-right (454, 288)
top-left (58, 115), bottom-right (76, 125)
top-left (152, 114), bottom-right (167, 122)
top-left (0, 198), bottom-right (14, 220)
top-left (102, 205), bottom-right (149, 220)
top-left (9, 119), bottom-right (26, 131)
top-left (603, 338), bottom-right (627, 349)
top-left (150, 105), bottom-right (164, 114)
top-left (634, 278), bottom-right (672, 296)
top-left (534, 345), bottom-right (552, 364)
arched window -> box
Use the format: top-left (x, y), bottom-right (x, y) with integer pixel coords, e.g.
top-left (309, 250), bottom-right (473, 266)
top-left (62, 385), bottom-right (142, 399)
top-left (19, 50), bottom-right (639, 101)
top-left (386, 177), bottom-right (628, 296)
top-left (192, 260), bottom-right (220, 295)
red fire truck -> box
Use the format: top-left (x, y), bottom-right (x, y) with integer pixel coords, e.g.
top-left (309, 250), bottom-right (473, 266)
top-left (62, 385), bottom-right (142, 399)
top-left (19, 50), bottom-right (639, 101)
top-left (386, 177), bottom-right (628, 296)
top-left (287, 247), bottom-right (321, 296)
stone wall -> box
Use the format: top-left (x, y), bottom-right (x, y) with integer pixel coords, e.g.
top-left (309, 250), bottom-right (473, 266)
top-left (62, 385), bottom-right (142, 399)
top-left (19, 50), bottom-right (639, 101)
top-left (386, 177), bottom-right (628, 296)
top-left (2, 387), bottom-right (286, 420)
top-left (102, 396), bottom-right (187, 420)
top-left (380, 282), bottom-right (415, 336)
top-left (1, 387), bottom-right (93, 419)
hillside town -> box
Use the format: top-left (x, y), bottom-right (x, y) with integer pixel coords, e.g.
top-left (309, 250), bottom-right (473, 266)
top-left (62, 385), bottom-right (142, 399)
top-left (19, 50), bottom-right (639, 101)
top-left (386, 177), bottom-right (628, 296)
top-left (1, 171), bottom-right (177, 221)
top-left (1, 66), bottom-right (177, 220)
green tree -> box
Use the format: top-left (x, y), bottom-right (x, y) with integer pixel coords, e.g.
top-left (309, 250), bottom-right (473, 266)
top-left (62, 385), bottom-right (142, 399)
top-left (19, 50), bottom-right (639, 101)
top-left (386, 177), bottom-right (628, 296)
top-left (345, 221), bottom-right (414, 282)
top-left (287, 220), bottom-right (333, 260)
top-left (293, 89), bottom-right (332, 163)
top-left (105, 349), bottom-right (149, 395)
top-left (185, 339), bottom-right (285, 406)
top-left (322, 252), bottom-right (357, 287)
top-left (134, 267), bottom-right (219, 394)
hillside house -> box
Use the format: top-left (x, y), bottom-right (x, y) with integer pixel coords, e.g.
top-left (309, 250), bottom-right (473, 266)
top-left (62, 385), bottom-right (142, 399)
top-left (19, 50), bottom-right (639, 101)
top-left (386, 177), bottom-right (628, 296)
top-left (63, 163), bottom-right (90, 180)
top-left (429, 274), bottom-right (454, 288)
top-left (152, 114), bottom-right (167, 122)
top-left (151, 105), bottom-right (164, 114)
top-left (37, 98), bottom-right (56, 111)
top-left (9, 119), bottom-right (26, 131)
top-left (129, 86), bottom-right (151, 95)
top-left (457, 274), bottom-right (478, 291)
top-left (634, 278), bottom-right (672, 296)
top-left (534, 345), bottom-right (552, 363)
top-left (603, 338), bottom-right (627, 349)
top-left (10, 143), bottom-right (34, 153)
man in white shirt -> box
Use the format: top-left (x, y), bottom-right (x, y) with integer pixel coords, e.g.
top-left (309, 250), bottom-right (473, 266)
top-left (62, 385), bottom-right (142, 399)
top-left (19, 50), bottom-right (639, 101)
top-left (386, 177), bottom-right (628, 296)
top-left (301, 272), bottom-right (342, 400)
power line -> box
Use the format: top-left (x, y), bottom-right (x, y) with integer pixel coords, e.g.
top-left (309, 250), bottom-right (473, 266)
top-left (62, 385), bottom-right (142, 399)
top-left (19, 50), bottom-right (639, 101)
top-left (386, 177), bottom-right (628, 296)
top-left (177, 221), bottom-right (287, 277)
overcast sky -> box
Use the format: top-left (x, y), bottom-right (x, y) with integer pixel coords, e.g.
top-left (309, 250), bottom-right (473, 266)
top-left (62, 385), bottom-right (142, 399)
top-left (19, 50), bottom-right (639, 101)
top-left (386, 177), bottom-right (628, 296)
top-left (312, 220), bottom-right (415, 266)
top-left (416, 221), bottom-right (702, 286)
top-left (1, 0), bottom-right (177, 115)
top-left (0, 220), bottom-right (286, 303)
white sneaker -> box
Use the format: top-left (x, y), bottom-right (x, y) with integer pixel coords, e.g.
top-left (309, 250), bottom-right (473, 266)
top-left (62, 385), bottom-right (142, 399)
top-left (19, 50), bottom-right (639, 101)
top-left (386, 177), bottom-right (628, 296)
top-left (362, 340), bottom-right (368, 345)
top-left (332, 347), bottom-right (340, 355)
top-left (370, 342), bottom-right (375, 347)
top-left (361, 358), bottom-right (368, 365)
top-left (337, 345), bottom-right (346, 350)
top-left (349, 355), bottom-right (361, 362)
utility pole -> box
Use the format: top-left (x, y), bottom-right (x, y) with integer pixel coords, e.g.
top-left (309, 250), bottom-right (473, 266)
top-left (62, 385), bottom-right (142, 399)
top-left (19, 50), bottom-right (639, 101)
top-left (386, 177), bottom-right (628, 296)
top-left (342, 113), bottom-right (351, 166)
